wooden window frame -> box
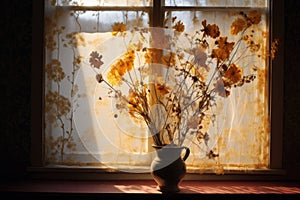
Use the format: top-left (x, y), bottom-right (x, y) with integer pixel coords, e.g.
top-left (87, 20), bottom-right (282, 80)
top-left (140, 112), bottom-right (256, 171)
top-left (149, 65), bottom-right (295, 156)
top-left (30, 0), bottom-right (285, 180)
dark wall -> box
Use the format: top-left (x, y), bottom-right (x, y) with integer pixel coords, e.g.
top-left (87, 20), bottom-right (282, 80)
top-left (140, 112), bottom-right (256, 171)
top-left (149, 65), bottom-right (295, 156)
top-left (1, 0), bottom-right (32, 179)
top-left (1, 0), bottom-right (300, 180)
top-left (283, 0), bottom-right (300, 179)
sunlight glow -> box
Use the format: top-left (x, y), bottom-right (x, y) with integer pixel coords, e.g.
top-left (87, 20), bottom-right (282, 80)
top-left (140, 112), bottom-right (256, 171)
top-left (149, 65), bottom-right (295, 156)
top-left (44, 0), bottom-right (270, 172)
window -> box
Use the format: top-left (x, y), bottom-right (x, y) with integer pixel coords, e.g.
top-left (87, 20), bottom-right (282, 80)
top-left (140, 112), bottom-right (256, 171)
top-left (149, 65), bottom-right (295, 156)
top-left (31, 0), bottom-right (284, 177)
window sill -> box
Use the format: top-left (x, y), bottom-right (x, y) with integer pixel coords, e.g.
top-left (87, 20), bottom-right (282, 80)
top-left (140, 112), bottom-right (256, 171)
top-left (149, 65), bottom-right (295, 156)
top-left (1, 179), bottom-right (299, 196)
top-left (27, 166), bottom-right (287, 181)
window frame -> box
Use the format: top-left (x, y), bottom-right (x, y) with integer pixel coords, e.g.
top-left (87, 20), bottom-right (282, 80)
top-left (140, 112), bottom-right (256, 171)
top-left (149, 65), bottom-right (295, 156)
top-left (30, 0), bottom-right (285, 180)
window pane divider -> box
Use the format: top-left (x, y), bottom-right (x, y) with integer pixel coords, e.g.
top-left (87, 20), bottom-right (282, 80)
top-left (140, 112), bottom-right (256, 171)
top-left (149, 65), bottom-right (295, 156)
top-left (55, 6), bottom-right (266, 12)
top-left (163, 6), bottom-right (267, 11)
top-left (57, 6), bottom-right (151, 12)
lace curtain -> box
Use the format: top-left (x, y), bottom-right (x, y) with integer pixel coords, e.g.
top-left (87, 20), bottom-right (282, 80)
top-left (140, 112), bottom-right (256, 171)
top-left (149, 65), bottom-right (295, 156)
top-left (44, 0), bottom-right (270, 173)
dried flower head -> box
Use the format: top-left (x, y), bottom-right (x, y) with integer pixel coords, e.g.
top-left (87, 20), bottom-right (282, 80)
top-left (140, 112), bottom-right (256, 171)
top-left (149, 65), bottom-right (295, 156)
top-left (201, 20), bottom-right (220, 39)
top-left (223, 64), bottom-right (243, 84)
top-left (107, 50), bottom-right (135, 85)
top-left (173, 20), bottom-right (185, 33)
top-left (231, 18), bottom-right (247, 35)
top-left (211, 37), bottom-right (235, 62)
top-left (247, 10), bottom-right (261, 25)
top-left (112, 22), bottom-right (126, 36)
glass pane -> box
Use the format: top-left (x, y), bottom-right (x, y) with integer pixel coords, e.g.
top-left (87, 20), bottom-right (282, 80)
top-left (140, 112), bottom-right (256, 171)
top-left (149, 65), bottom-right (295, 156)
top-left (62, 10), bottom-right (149, 32)
top-left (44, 2), bottom-right (150, 169)
top-left (56, 0), bottom-right (151, 6)
top-left (165, 0), bottom-right (268, 7)
top-left (164, 9), bottom-right (269, 171)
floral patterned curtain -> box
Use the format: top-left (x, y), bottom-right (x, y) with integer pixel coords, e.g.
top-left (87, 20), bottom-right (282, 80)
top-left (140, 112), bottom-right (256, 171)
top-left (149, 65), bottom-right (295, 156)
top-left (44, 0), bottom-right (270, 173)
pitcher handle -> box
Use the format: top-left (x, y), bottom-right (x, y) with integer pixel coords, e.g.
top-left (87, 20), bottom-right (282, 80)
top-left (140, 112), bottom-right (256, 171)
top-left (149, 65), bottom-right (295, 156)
top-left (181, 146), bottom-right (190, 161)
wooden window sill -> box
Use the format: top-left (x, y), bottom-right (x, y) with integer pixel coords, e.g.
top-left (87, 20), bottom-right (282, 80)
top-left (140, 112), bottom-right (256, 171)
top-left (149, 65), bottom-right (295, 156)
top-left (1, 180), bottom-right (299, 195)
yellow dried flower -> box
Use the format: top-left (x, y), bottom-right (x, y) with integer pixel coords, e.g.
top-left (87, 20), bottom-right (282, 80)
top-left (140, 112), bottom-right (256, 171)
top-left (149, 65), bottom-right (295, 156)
top-left (127, 89), bottom-right (144, 118)
top-left (111, 22), bottom-right (126, 36)
top-left (107, 50), bottom-right (135, 85)
top-left (107, 61), bottom-right (125, 86)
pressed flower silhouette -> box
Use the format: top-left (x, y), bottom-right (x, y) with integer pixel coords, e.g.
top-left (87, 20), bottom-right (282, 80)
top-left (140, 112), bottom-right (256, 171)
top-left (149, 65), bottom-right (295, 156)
top-left (89, 51), bottom-right (104, 69)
